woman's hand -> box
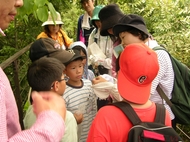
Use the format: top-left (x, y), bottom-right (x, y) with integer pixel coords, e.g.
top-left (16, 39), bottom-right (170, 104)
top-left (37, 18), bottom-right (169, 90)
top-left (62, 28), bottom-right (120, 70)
top-left (92, 76), bottom-right (107, 85)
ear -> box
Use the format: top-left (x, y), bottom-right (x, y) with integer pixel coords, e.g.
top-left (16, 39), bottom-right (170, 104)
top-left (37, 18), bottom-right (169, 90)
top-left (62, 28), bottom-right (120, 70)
top-left (138, 32), bottom-right (142, 39)
top-left (52, 81), bottom-right (59, 92)
top-left (63, 70), bottom-right (67, 75)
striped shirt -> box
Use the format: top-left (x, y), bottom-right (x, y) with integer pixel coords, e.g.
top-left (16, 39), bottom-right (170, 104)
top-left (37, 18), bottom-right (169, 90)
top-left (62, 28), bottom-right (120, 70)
top-left (0, 68), bottom-right (65, 141)
top-left (146, 40), bottom-right (175, 120)
top-left (64, 79), bottom-right (97, 142)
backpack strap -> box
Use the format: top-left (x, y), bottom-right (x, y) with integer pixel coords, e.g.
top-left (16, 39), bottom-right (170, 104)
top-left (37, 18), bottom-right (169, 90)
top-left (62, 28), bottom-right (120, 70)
top-left (112, 102), bottom-right (141, 125)
top-left (154, 103), bottom-right (166, 124)
top-left (112, 102), bottom-right (166, 125)
top-left (152, 45), bottom-right (167, 52)
top-left (156, 85), bottom-right (173, 107)
top-left (152, 46), bottom-right (174, 108)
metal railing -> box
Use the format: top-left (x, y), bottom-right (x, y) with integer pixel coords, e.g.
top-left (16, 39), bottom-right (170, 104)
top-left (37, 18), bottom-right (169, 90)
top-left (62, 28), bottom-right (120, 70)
top-left (0, 43), bottom-right (32, 130)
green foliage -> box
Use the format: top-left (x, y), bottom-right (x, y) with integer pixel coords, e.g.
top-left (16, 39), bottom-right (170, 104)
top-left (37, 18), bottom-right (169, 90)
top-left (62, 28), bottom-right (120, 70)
top-left (117, 0), bottom-right (190, 67)
top-left (17, 0), bottom-right (58, 24)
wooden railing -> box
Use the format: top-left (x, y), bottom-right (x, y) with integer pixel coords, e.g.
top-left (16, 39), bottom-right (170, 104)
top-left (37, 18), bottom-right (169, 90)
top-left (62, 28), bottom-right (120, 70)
top-left (0, 43), bottom-right (32, 130)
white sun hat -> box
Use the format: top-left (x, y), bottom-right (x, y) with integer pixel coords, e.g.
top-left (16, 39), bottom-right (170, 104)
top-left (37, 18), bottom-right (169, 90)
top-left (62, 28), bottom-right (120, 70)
top-left (42, 11), bottom-right (63, 26)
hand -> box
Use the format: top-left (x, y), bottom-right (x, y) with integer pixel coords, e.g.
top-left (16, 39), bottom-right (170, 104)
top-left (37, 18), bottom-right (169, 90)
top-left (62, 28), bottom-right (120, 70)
top-left (92, 76), bottom-right (107, 85)
top-left (73, 112), bottom-right (84, 124)
top-left (32, 91), bottom-right (66, 121)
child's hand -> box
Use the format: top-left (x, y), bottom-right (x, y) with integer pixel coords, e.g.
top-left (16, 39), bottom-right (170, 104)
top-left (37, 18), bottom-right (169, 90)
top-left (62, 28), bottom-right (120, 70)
top-left (73, 112), bottom-right (83, 124)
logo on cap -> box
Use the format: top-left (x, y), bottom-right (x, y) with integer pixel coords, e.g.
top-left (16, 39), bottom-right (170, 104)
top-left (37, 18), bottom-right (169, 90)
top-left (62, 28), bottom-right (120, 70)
top-left (67, 49), bottom-right (75, 55)
top-left (54, 43), bottom-right (61, 49)
top-left (138, 76), bottom-right (147, 84)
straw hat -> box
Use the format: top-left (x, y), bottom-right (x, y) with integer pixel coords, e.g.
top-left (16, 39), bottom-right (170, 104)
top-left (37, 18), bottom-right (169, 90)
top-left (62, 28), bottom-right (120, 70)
top-left (42, 11), bottom-right (63, 26)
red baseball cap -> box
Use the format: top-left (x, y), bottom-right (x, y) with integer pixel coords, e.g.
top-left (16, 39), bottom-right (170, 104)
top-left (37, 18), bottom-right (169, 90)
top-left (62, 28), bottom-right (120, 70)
top-left (118, 43), bottom-right (159, 104)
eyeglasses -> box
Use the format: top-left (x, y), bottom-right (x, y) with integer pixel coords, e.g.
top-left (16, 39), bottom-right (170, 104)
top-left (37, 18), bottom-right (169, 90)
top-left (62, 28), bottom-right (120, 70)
top-left (51, 74), bottom-right (69, 89)
top-left (58, 75), bottom-right (69, 82)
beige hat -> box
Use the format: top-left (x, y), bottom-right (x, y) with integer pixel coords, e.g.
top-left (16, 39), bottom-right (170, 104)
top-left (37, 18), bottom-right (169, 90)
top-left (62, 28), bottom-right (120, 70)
top-left (42, 11), bottom-right (63, 26)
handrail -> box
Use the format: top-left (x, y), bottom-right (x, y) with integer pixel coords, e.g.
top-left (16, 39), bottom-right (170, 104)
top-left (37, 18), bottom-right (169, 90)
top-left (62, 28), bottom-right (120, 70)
top-left (0, 43), bottom-right (32, 69)
top-left (0, 42), bottom-right (32, 130)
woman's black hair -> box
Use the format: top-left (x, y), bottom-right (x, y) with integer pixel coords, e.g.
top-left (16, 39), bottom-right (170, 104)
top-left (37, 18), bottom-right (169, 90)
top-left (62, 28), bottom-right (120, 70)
top-left (126, 27), bottom-right (149, 41)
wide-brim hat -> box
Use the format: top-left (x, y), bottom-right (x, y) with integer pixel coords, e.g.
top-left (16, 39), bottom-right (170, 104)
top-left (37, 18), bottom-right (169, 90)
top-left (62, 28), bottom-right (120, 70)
top-left (113, 14), bottom-right (149, 37)
top-left (118, 43), bottom-right (159, 104)
top-left (42, 11), bottom-right (63, 26)
top-left (98, 4), bottom-right (124, 36)
top-left (29, 38), bottom-right (74, 64)
top-left (91, 5), bottom-right (105, 27)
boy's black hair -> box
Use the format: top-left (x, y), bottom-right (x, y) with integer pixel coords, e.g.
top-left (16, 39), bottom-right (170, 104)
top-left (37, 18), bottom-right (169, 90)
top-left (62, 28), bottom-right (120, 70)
top-left (80, 0), bottom-right (94, 4)
top-left (27, 57), bottom-right (65, 92)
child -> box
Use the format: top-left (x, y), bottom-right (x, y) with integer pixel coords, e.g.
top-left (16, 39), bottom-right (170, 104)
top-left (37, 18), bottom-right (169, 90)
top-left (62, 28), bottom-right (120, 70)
top-left (87, 43), bottom-right (171, 141)
top-left (63, 49), bottom-right (97, 142)
top-left (24, 47), bottom-right (78, 141)
top-left (69, 41), bottom-right (95, 81)
top-left (37, 11), bottom-right (73, 49)
top-left (88, 5), bottom-right (113, 76)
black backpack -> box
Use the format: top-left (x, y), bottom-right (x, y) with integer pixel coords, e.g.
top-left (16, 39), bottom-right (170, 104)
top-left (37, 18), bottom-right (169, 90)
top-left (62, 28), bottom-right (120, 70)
top-left (153, 46), bottom-right (190, 125)
top-left (112, 102), bottom-right (182, 142)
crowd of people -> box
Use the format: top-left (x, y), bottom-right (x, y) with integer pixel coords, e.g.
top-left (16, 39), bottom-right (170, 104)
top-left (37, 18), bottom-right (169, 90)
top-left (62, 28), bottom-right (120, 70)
top-left (0, 0), bottom-right (178, 141)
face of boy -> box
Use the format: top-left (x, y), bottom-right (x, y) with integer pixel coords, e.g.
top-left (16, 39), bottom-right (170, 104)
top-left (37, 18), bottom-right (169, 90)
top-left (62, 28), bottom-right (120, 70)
top-left (65, 60), bottom-right (84, 82)
top-left (81, 0), bottom-right (94, 13)
top-left (0, 0), bottom-right (23, 30)
top-left (119, 31), bottom-right (144, 48)
top-left (53, 74), bottom-right (67, 96)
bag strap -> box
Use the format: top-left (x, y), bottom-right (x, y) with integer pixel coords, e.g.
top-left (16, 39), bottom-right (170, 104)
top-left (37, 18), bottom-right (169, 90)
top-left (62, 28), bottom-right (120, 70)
top-left (154, 103), bottom-right (166, 124)
top-left (112, 101), bottom-right (166, 125)
top-left (156, 85), bottom-right (173, 107)
top-left (112, 102), bottom-right (141, 125)
top-left (152, 46), bottom-right (174, 108)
